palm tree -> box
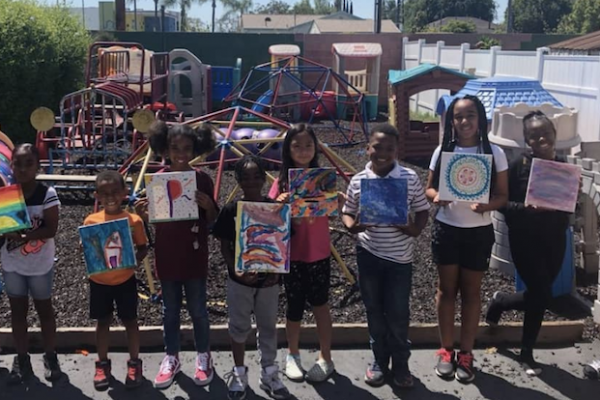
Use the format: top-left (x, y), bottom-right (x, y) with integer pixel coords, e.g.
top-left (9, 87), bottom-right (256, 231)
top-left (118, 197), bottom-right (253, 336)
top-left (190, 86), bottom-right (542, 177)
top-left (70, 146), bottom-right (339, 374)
top-left (220, 0), bottom-right (253, 31)
top-left (162, 0), bottom-right (209, 32)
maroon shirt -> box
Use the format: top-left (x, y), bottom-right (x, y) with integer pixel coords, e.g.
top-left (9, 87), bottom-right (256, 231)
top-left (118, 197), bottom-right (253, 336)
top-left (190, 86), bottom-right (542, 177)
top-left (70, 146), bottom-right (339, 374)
top-left (153, 169), bottom-right (217, 281)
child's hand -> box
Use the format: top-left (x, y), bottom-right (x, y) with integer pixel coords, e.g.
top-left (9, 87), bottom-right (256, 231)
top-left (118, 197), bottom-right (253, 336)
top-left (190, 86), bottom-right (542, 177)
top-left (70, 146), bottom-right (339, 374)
top-left (347, 219), bottom-right (367, 234)
top-left (195, 191), bottom-right (215, 211)
top-left (471, 203), bottom-right (489, 213)
top-left (526, 204), bottom-right (553, 213)
top-left (3, 232), bottom-right (22, 241)
top-left (433, 194), bottom-right (451, 207)
top-left (134, 198), bottom-right (149, 220)
top-left (337, 191), bottom-right (346, 213)
top-left (398, 223), bottom-right (421, 238)
top-left (276, 192), bottom-right (290, 203)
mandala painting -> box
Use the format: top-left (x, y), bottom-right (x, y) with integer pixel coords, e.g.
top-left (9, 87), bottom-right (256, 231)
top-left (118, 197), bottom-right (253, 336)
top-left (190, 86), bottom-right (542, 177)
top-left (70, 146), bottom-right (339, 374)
top-left (439, 152), bottom-right (493, 203)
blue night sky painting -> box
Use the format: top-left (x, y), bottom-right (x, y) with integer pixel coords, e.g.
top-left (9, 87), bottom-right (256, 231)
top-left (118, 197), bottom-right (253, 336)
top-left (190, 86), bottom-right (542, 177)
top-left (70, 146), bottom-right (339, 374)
top-left (360, 179), bottom-right (408, 226)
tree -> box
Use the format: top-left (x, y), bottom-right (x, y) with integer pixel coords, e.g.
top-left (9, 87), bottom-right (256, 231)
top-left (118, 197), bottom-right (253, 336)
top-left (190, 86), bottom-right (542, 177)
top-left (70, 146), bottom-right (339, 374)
top-left (313, 0), bottom-right (335, 14)
top-left (558, 0), bottom-right (600, 34)
top-left (293, 0), bottom-right (317, 14)
top-left (439, 20), bottom-right (477, 33)
top-left (476, 36), bottom-right (501, 49)
top-left (403, 0), bottom-right (496, 32)
top-left (253, 0), bottom-right (291, 14)
top-left (292, 0), bottom-right (335, 15)
top-left (509, 0), bottom-right (572, 33)
top-left (219, 0), bottom-right (253, 31)
top-left (162, 0), bottom-right (209, 31)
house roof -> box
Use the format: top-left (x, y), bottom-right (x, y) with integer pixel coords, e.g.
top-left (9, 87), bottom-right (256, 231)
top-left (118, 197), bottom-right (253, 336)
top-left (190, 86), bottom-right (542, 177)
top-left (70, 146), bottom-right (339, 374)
top-left (426, 16), bottom-right (497, 33)
top-left (549, 30), bottom-right (600, 50)
top-left (388, 63), bottom-right (473, 86)
top-left (314, 19), bottom-right (399, 33)
top-left (241, 14), bottom-right (324, 30)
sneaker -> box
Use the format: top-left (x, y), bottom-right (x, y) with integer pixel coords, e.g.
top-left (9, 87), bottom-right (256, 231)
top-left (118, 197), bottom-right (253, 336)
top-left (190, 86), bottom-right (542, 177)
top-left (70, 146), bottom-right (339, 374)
top-left (455, 351), bottom-right (475, 383)
top-left (93, 359), bottom-right (112, 391)
top-left (364, 361), bottom-right (386, 387)
top-left (43, 352), bottom-right (62, 381)
top-left (485, 291), bottom-right (505, 327)
top-left (8, 354), bottom-right (33, 385)
top-left (305, 358), bottom-right (335, 383)
top-left (285, 354), bottom-right (305, 381)
top-left (434, 348), bottom-right (455, 379)
top-left (226, 366), bottom-right (249, 400)
top-left (194, 352), bottom-right (214, 386)
top-left (154, 354), bottom-right (181, 389)
top-left (125, 358), bottom-right (143, 389)
top-left (392, 372), bottom-right (415, 389)
top-left (519, 349), bottom-right (542, 377)
top-left (584, 360), bottom-right (600, 380)
top-left (260, 365), bottom-right (291, 399)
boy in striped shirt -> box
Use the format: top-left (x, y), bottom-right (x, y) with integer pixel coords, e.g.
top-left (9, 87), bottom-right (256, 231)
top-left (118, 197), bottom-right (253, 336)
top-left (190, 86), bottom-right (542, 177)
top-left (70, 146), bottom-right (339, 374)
top-left (342, 123), bottom-right (430, 389)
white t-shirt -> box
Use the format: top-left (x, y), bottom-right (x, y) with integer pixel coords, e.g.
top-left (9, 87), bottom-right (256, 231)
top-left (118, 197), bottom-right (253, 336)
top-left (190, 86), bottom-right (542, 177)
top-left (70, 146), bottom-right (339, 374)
top-left (429, 144), bottom-right (508, 228)
top-left (1, 184), bottom-right (60, 276)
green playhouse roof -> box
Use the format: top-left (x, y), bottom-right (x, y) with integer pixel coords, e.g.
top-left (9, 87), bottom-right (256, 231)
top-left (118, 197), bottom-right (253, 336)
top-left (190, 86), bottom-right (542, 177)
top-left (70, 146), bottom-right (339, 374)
top-left (388, 63), bottom-right (474, 86)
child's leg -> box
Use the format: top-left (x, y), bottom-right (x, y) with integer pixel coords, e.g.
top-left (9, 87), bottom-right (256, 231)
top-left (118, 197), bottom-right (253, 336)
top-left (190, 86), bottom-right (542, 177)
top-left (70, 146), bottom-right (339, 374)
top-left (357, 248), bottom-right (389, 369)
top-left (114, 276), bottom-right (140, 360)
top-left (436, 265), bottom-right (460, 349)
top-left (96, 317), bottom-right (112, 361)
top-left (3, 272), bottom-right (31, 355)
top-left (254, 284), bottom-right (279, 369)
top-left (227, 278), bottom-right (254, 366)
top-left (160, 281), bottom-right (184, 355)
top-left (183, 279), bottom-right (210, 353)
top-left (122, 320), bottom-right (140, 360)
top-left (29, 268), bottom-right (56, 354)
top-left (312, 305), bottom-right (332, 362)
top-left (458, 269), bottom-right (485, 352)
top-left (307, 258), bottom-right (333, 363)
top-left (283, 262), bottom-right (307, 356)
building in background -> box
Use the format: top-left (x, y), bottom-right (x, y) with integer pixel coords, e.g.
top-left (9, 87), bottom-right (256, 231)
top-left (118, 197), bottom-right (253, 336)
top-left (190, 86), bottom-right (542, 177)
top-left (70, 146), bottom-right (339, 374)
top-left (549, 31), bottom-right (600, 56)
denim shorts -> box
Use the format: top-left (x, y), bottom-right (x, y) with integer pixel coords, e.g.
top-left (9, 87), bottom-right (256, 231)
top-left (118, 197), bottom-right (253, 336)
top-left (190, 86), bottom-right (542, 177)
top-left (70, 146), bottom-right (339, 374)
top-left (2, 269), bottom-right (54, 300)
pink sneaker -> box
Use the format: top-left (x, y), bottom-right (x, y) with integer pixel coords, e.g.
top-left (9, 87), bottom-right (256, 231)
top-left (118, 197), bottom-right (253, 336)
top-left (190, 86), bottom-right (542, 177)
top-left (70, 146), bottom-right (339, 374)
top-left (154, 355), bottom-right (181, 389)
top-left (194, 352), bottom-right (214, 386)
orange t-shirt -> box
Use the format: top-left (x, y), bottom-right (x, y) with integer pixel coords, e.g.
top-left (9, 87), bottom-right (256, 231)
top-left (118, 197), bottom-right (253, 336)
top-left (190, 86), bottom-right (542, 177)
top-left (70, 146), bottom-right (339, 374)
top-left (84, 210), bottom-right (148, 286)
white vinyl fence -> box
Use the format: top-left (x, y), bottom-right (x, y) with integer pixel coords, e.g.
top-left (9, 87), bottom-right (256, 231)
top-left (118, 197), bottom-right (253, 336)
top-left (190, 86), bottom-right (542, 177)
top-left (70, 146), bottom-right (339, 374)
top-left (401, 37), bottom-right (600, 143)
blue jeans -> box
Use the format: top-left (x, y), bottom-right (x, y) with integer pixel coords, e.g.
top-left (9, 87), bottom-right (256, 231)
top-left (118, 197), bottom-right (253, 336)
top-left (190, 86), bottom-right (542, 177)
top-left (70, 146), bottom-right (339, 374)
top-left (357, 246), bottom-right (412, 374)
top-left (161, 279), bottom-right (210, 355)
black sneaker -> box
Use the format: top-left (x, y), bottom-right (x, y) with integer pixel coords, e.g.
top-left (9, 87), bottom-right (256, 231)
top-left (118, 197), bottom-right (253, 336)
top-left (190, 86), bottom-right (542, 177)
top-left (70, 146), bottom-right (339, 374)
top-left (9, 354), bottom-right (33, 385)
top-left (434, 348), bottom-right (456, 379)
top-left (455, 351), bottom-right (475, 383)
top-left (485, 291), bottom-right (505, 327)
top-left (519, 349), bottom-right (542, 376)
top-left (364, 361), bottom-right (386, 387)
top-left (43, 352), bottom-right (62, 381)
top-left (584, 360), bottom-right (600, 380)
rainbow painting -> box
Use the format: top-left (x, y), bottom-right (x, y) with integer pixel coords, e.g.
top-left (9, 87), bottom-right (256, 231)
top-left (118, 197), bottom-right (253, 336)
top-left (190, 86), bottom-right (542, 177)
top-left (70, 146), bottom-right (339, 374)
top-left (289, 168), bottom-right (338, 218)
top-left (235, 201), bottom-right (290, 274)
top-left (525, 158), bottom-right (582, 213)
top-left (79, 218), bottom-right (136, 276)
top-left (0, 185), bottom-right (31, 235)
top-left (145, 171), bottom-right (199, 223)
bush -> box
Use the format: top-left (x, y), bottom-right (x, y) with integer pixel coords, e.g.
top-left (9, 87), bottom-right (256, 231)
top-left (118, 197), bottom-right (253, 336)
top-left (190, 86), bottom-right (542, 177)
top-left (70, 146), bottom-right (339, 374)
top-left (440, 20), bottom-right (477, 34)
top-left (0, 0), bottom-right (91, 143)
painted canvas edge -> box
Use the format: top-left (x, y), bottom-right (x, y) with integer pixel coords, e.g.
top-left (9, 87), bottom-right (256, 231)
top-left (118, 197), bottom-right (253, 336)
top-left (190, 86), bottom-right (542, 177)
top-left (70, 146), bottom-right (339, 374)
top-left (439, 152), bottom-right (493, 203)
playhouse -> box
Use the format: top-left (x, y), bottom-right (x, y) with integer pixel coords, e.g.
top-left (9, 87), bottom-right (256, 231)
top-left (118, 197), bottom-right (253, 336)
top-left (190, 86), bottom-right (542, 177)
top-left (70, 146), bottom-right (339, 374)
top-left (332, 43), bottom-right (382, 121)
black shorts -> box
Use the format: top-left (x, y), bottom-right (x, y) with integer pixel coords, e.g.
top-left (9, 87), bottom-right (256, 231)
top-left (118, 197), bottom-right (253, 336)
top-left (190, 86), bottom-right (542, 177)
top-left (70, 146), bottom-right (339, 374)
top-left (89, 276), bottom-right (138, 321)
top-left (431, 220), bottom-right (494, 272)
top-left (284, 257), bottom-right (331, 322)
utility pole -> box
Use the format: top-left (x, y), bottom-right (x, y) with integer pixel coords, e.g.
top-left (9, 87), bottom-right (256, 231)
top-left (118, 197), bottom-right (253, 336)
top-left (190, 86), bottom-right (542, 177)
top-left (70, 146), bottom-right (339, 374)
top-left (374, 0), bottom-right (383, 33)
top-left (212, 0), bottom-right (216, 32)
top-left (507, 0), bottom-right (514, 33)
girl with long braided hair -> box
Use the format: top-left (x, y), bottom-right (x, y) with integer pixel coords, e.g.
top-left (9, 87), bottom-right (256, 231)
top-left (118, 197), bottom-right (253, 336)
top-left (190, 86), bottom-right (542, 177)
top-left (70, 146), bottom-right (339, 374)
top-left (425, 95), bottom-right (509, 383)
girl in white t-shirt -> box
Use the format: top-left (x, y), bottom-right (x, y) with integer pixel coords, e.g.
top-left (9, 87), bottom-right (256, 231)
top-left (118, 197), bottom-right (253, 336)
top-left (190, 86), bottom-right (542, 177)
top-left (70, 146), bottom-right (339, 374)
top-left (425, 95), bottom-right (508, 384)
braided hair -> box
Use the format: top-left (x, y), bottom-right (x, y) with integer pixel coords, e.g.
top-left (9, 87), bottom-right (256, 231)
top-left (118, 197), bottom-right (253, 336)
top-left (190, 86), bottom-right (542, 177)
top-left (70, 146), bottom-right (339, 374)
top-left (432, 95), bottom-right (497, 191)
top-left (234, 154), bottom-right (266, 184)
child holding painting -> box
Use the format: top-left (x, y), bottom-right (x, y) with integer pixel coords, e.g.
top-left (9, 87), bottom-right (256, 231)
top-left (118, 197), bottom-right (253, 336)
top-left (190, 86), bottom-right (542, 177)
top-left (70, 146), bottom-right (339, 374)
top-left (0, 144), bottom-right (61, 384)
top-left (485, 111), bottom-right (575, 376)
top-left (270, 123), bottom-right (341, 383)
top-left (84, 171), bottom-right (148, 390)
top-left (425, 95), bottom-right (508, 383)
top-left (342, 123), bottom-right (430, 389)
top-left (134, 121), bottom-right (219, 389)
top-left (213, 155), bottom-right (291, 400)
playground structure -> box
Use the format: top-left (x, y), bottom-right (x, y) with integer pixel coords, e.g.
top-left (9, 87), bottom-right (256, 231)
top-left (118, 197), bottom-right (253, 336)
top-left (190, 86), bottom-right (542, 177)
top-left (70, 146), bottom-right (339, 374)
top-left (224, 54), bottom-right (369, 145)
top-left (168, 49), bottom-right (211, 118)
top-left (332, 43), bottom-right (382, 121)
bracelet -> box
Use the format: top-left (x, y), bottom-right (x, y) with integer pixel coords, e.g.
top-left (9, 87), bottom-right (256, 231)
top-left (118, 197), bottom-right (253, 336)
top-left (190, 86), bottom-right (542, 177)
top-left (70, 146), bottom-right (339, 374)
top-left (20, 233), bottom-right (27, 240)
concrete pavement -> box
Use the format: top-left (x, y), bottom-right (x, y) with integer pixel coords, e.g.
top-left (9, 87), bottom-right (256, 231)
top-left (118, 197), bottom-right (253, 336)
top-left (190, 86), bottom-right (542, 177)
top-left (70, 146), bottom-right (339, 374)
top-left (0, 344), bottom-right (599, 400)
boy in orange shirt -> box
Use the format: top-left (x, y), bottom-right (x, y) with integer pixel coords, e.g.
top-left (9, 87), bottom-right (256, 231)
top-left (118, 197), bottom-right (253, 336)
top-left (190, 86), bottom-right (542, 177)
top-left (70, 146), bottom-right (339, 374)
top-left (84, 171), bottom-right (148, 390)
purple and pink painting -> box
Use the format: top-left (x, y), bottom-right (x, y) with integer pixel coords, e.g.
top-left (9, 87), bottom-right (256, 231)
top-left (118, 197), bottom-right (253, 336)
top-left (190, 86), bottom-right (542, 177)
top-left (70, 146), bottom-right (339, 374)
top-left (525, 159), bottom-right (581, 213)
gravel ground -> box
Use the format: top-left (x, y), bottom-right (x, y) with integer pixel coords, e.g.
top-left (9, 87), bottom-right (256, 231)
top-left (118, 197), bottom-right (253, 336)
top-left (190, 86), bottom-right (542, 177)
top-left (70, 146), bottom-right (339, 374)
top-left (0, 130), bottom-right (597, 342)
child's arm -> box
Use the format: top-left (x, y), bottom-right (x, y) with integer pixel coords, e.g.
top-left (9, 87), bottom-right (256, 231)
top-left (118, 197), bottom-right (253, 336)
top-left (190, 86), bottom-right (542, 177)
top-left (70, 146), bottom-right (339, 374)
top-left (399, 210), bottom-right (428, 237)
top-left (341, 178), bottom-right (366, 234)
top-left (342, 213), bottom-right (366, 234)
top-left (471, 170), bottom-right (509, 213)
top-left (425, 170), bottom-right (451, 206)
top-left (134, 198), bottom-right (149, 222)
top-left (195, 190), bottom-right (218, 224)
top-left (135, 244), bottom-right (148, 264)
top-left (220, 238), bottom-right (236, 276)
top-left (10, 205), bottom-right (59, 241)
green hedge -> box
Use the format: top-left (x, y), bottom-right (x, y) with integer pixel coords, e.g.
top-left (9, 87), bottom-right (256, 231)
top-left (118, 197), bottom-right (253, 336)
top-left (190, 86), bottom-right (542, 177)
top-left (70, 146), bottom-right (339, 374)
top-left (0, 0), bottom-right (91, 143)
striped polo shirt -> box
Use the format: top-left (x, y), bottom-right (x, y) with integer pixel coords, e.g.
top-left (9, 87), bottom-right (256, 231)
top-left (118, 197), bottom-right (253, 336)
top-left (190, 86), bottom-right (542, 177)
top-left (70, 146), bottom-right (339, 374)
top-left (343, 161), bottom-right (430, 264)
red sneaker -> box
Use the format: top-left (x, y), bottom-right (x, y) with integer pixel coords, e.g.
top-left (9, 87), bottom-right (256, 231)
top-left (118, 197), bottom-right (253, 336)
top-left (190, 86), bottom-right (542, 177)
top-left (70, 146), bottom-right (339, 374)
top-left (194, 352), bottom-right (214, 386)
top-left (154, 355), bottom-right (181, 389)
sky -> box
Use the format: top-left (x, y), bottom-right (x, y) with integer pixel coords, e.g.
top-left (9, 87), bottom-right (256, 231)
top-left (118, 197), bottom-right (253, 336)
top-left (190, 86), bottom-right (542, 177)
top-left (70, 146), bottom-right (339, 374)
top-left (54, 0), bottom-right (509, 24)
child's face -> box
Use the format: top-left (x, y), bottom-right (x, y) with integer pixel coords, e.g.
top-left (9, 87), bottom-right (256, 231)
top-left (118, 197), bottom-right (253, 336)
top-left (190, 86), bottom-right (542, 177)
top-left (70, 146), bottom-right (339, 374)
top-left (452, 99), bottom-right (480, 145)
top-left (168, 134), bottom-right (194, 170)
top-left (239, 162), bottom-right (265, 198)
top-left (11, 151), bottom-right (38, 185)
top-left (95, 180), bottom-right (127, 215)
top-left (289, 131), bottom-right (316, 168)
top-left (367, 132), bottom-right (397, 176)
top-left (525, 119), bottom-right (556, 157)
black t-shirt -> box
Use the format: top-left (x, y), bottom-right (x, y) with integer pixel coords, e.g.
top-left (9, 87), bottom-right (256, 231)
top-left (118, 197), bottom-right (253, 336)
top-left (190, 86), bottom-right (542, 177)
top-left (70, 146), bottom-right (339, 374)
top-left (212, 197), bottom-right (280, 288)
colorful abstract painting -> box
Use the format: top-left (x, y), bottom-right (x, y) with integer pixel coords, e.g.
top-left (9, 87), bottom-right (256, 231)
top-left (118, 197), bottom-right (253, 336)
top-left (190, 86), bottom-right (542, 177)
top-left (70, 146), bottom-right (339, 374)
top-left (359, 179), bottom-right (408, 226)
top-left (289, 168), bottom-right (338, 218)
top-left (439, 152), bottom-right (493, 204)
top-left (235, 202), bottom-right (290, 273)
top-left (145, 171), bottom-right (198, 223)
top-left (525, 159), bottom-right (581, 213)
top-left (0, 185), bottom-right (31, 235)
top-left (79, 218), bottom-right (136, 276)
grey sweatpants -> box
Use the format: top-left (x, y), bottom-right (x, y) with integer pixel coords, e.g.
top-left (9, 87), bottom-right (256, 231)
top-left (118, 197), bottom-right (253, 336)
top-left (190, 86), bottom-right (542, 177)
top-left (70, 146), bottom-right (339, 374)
top-left (227, 278), bottom-right (279, 368)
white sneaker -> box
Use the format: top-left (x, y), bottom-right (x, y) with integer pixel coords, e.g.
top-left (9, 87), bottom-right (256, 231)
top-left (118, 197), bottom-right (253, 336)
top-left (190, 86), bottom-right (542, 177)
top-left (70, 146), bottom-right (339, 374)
top-left (226, 366), bottom-right (248, 400)
top-left (260, 365), bottom-right (291, 399)
top-left (285, 354), bottom-right (305, 381)
top-left (306, 358), bottom-right (335, 383)
top-left (154, 354), bottom-right (181, 389)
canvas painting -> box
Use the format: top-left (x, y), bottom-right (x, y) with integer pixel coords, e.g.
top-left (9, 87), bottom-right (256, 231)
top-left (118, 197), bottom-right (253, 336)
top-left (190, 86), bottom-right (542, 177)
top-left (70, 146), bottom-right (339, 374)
top-left (235, 201), bottom-right (290, 274)
top-left (289, 167), bottom-right (338, 218)
top-left (145, 171), bottom-right (198, 223)
top-left (0, 184), bottom-right (31, 235)
top-left (525, 158), bottom-right (581, 213)
top-left (79, 218), bottom-right (137, 276)
top-left (359, 179), bottom-right (408, 226)
top-left (439, 152), bottom-right (493, 204)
